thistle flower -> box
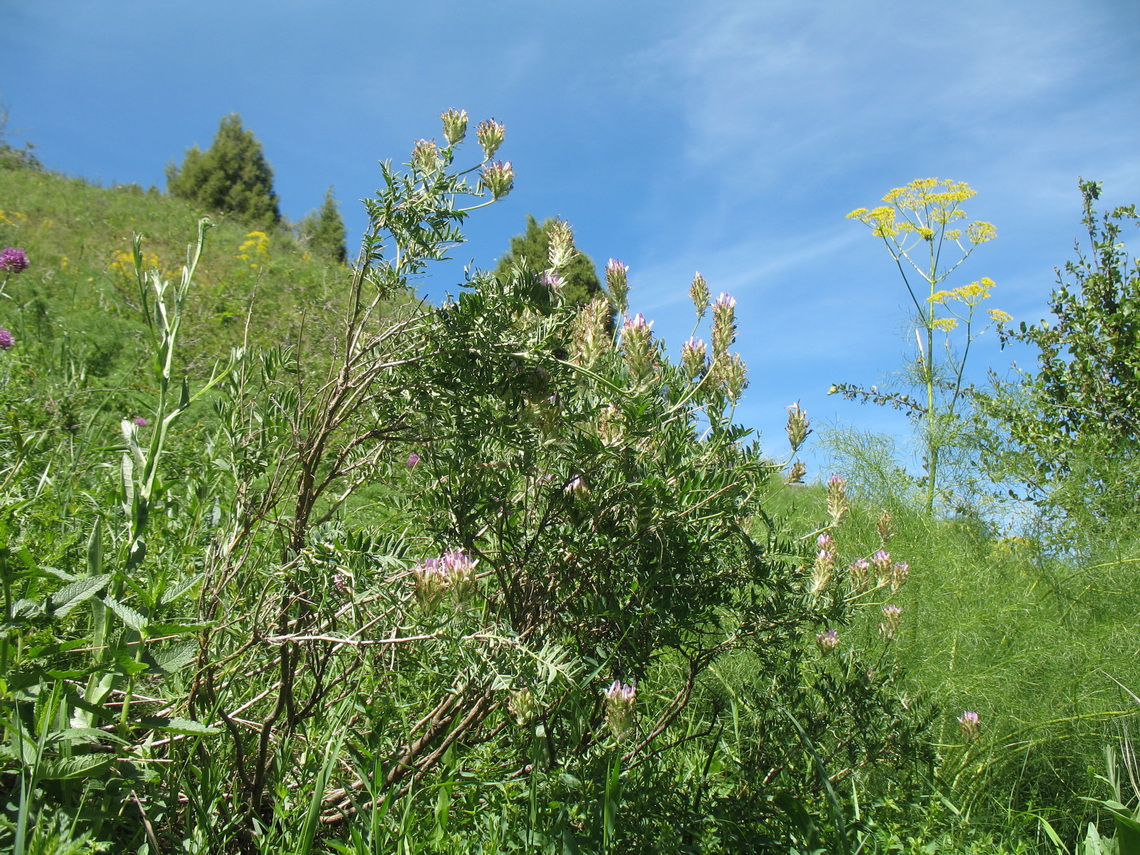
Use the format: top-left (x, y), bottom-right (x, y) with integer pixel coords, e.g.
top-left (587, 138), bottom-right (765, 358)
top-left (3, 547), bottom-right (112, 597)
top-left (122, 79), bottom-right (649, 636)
top-left (958, 710), bottom-right (981, 741)
top-left (406, 452), bottom-right (421, 467)
top-left (816, 628), bottom-right (839, 654)
top-left (690, 272), bottom-right (710, 318)
top-left (0, 247), bottom-right (29, 273)
top-left (0, 329), bottom-right (13, 350)
top-left (785, 402), bottom-right (811, 452)
top-left (606, 258), bottom-right (629, 316)
top-left (133, 417), bottom-right (148, 427)
top-left (476, 118), bottom-right (505, 159)
top-left (440, 108), bottom-right (468, 146)
top-left (879, 603), bottom-right (902, 640)
top-left (481, 160), bottom-right (514, 200)
top-left (604, 680), bottom-right (637, 739)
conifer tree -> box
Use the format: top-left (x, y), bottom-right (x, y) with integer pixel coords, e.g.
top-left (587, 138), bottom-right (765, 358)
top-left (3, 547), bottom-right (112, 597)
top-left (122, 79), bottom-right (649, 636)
top-left (167, 113), bottom-right (281, 229)
top-left (298, 186), bottom-right (348, 263)
top-left (495, 214), bottom-right (601, 307)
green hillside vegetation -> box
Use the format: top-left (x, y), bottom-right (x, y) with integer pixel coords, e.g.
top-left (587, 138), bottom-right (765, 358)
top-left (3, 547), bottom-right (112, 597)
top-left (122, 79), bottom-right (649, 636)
top-left (0, 113), bottom-right (1138, 854)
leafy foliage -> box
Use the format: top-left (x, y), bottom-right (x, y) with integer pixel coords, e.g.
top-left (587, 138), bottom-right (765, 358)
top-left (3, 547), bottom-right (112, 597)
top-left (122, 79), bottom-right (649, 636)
top-left (495, 213), bottom-right (602, 307)
top-left (981, 180), bottom-right (1140, 532)
top-left (167, 113), bottom-right (281, 229)
top-left (297, 185), bottom-right (347, 263)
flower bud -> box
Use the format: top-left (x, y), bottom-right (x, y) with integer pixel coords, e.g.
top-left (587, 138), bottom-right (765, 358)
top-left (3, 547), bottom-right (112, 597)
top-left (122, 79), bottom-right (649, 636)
top-left (571, 296), bottom-right (611, 370)
top-left (481, 160), bottom-right (514, 200)
top-left (877, 509), bottom-right (895, 545)
top-left (606, 259), bottom-right (630, 316)
top-left (711, 292), bottom-right (737, 358)
top-left (891, 560), bottom-right (909, 593)
top-left (786, 460), bottom-right (806, 485)
top-left (411, 138), bottom-right (441, 175)
top-left (871, 549), bottom-right (892, 587)
top-left (689, 272), bottom-right (710, 318)
top-left (681, 337), bottom-right (708, 381)
top-left (785, 402), bottom-right (811, 452)
top-left (811, 533), bottom-right (837, 593)
top-left (848, 557), bottom-right (870, 593)
top-left (509, 687), bottom-right (537, 726)
top-left (604, 680), bottom-right (637, 740)
top-left (826, 474), bottom-right (849, 525)
top-left (816, 628), bottom-right (839, 654)
top-left (879, 603), bottom-right (902, 640)
top-left (441, 108), bottom-right (468, 146)
top-left (476, 118), bottom-right (505, 159)
top-left (958, 710), bottom-right (981, 741)
top-left (621, 313), bottom-right (657, 381)
top-left (546, 219), bottom-right (577, 271)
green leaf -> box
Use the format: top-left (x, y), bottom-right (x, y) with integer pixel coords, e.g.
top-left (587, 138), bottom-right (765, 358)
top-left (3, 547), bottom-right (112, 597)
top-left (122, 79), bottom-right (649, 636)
top-left (104, 596), bottom-right (147, 632)
top-left (160, 573), bottom-right (203, 605)
top-left (86, 517), bottom-right (103, 576)
top-left (138, 716), bottom-right (220, 735)
top-left (146, 641), bottom-right (197, 675)
top-left (49, 575), bottom-right (111, 618)
top-left (41, 754), bottom-right (114, 780)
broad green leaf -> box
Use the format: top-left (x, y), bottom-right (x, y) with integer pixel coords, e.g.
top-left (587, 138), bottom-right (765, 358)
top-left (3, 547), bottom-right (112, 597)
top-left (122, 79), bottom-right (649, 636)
top-left (160, 572), bottom-right (203, 605)
top-left (40, 754), bottom-right (114, 780)
top-left (139, 716), bottom-right (220, 735)
top-left (147, 641), bottom-right (197, 674)
top-left (49, 575), bottom-right (111, 618)
top-left (104, 596), bottom-right (147, 632)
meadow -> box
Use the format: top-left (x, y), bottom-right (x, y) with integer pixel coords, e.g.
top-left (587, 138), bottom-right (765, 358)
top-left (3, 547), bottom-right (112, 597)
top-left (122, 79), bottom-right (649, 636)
top-left (0, 113), bottom-right (1137, 854)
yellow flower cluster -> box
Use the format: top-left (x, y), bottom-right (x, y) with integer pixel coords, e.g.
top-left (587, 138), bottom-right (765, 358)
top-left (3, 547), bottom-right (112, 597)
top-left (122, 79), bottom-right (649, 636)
top-left (109, 247), bottom-right (162, 277)
top-left (0, 209), bottom-right (28, 227)
top-left (237, 231), bottom-right (270, 269)
top-left (847, 178), bottom-right (996, 248)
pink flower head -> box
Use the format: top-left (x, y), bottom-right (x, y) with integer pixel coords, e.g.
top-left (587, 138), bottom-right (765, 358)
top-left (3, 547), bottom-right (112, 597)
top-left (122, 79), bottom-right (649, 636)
top-left (134, 417), bottom-right (148, 427)
top-left (958, 710), bottom-right (981, 741)
top-left (0, 329), bottom-right (13, 350)
top-left (0, 248), bottom-right (29, 273)
top-left (816, 628), bottom-right (839, 653)
top-left (406, 452), bottom-right (421, 468)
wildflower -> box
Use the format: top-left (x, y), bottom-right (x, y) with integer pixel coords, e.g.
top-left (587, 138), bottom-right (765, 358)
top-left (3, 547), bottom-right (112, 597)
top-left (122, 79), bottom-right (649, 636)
top-left (604, 679), bottom-right (637, 739)
top-left (508, 687), bottom-right (536, 726)
top-left (891, 560), bottom-right (909, 593)
top-left (0, 247), bottom-right (29, 273)
top-left (570, 296), bottom-right (610, 370)
top-left (871, 549), bottom-right (892, 585)
top-left (811, 533), bottom-right (837, 594)
top-left (476, 118), bottom-right (506, 159)
top-left (785, 402), bottom-right (811, 452)
top-left (816, 628), bottom-right (839, 654)
top-left (481, 160), bottom-right (514, 200)
top-left (826, 474), bottom-right (849, 525)
top-left (606, 258), bottom-right (630, 315)
top-left (621, 313), bottom-right (657, 380)
top-left (786, 460), bottom-right (807, 485)
top-left (689, 272), bottom-right (710, 318)
top-left (406, 452), bottom-right (421, 467)
top-left (681, 337), bottom-right (708, 381)
top-left (0, 329), bottom-right (13, 350)
top-left (546, 219), bottom-right (576, 271)
top-left (848, 557), bottom-right (871, 593)
top-left (440, 108), bottom-right (468, 146)
top-left (877, 509), bottom-right (895, 544)
top-left (564, 474), bottom-right (588, 496)
top-left (879, 603), bottom-right (902, 640)
top-left (411, 138), bottom-right (442, 174)
top-left (958, 710), bottom-right (981, 741)
top-left (134, 417), bottom-right (148, 427)
top-left (413, 549), bottom-right (478, 610)
top-left (711, 293), bottom-right (737, 357)
top-left (987, 308), bottom-right (1012, 323)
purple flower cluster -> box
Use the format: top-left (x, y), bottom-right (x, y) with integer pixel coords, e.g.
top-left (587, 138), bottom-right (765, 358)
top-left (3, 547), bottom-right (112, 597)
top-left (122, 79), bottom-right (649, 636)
top-left (0, 247), bottom-right (29, 274)
top-left (0, 329), bottom-right (12, 351)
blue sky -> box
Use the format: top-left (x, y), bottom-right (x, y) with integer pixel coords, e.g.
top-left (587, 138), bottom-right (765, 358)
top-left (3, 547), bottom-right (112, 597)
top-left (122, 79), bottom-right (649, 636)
top-left (4, 0), bottom-right (1139, 480)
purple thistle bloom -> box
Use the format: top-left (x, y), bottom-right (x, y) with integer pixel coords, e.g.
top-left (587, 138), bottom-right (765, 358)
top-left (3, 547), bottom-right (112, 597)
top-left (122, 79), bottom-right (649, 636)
top-left (134, 417), bottom-right (148, 427)
top-left (0, 248), bottom-right (29, 273)
top-left (0, 329), bottom-right (13, 350)
top-left (406, 452), bottom-right (420, 468)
